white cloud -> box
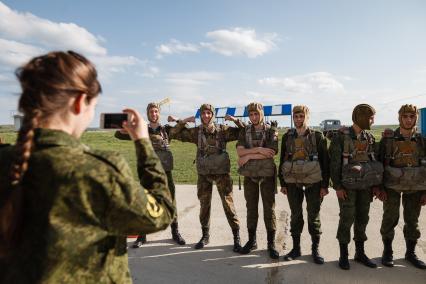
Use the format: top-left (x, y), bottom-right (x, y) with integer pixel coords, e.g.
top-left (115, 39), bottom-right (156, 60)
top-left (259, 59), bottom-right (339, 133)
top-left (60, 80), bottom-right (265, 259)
top-left (156, 39), bottom-right (199, 58)
top-left (165, 71), bottom-right (223, 86)
top-left (0, 38), bottom-right (45, 67)
top-left (0, 2), bottom-right (106, 55)
top-left (201, 28), bottom-right (278, 58)
top-left (0, 2), bottom-right (140, 82)
top-left (138, 66), bottom-right (160, 78)
top-left (259, 72), bottom-right (345, 94)
top-left (90, 55), bottom-right (139, 76)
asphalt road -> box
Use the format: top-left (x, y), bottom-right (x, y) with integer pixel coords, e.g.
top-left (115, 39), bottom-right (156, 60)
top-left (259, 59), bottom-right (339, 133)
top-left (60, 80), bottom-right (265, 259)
top-left (128, 185), bottom-right (426, 284)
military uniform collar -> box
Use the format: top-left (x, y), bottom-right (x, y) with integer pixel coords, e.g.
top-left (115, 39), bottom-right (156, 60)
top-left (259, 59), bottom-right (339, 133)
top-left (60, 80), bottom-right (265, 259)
top-left (292, 127), bottom-right (311, 137)
top-left (394, 127), bottom-right (417, 140)
top-left (34, 128), bottom-right (84, 149)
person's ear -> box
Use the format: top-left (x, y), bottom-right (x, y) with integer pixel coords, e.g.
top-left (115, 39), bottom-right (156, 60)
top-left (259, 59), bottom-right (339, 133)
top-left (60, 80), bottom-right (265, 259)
top-left (72, 93), bottom-right (88, 114)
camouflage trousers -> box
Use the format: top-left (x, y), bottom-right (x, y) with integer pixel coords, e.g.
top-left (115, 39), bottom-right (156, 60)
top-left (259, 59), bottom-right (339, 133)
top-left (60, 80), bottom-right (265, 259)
top-left (380, 189), bottom-right (423, 241)
top-left (287, 182), bottom-right (323, 238)
top-left (166, 171), bottom-right (178, 224)
top-left (337, 189), bottom-right (372, 244)
top-left (244, 176), bottom-right (276, 232)
top-left (138, 171), bottom-right (177, 236)
top-left (197, 174), bottom-right (240, 231)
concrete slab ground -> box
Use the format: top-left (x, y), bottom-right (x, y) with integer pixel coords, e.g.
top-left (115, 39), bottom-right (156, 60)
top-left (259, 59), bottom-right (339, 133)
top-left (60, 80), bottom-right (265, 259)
top-left (128, 185), bottom-right (426, 284)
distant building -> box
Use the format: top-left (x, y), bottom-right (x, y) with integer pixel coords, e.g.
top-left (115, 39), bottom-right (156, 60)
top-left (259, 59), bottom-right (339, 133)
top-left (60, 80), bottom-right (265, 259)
top-left (13, 114), bottom-right (23, 131)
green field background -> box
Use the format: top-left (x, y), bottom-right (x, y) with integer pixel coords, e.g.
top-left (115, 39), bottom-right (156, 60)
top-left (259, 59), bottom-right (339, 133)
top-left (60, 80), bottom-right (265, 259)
top-left (0, 126), bottom-right (397, 184)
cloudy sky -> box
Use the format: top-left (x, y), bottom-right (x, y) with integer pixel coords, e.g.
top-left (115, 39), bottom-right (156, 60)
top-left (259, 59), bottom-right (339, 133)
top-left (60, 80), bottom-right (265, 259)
top-left (0, 0), bottom-right (425, 126)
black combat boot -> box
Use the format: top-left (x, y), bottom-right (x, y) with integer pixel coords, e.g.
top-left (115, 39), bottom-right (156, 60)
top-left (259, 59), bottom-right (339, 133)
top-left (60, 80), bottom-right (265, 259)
top-left (338, 243), bottom-right (350, 270)
top-left (194, 227), bottom-right (210, 249)
top-left (232, 229), bottom-right (242, 253)
top-left (381, 239), bottom-right (394, 267)
top-left (171, 222), bottom-right (186, 245)
top-left (267, 231), bottom-right (279, 259)
top-left (405, 240), bottom-right (426, 269)
top-left (354, 241), bottom-right (377, 268)
top-left (284, 235), bottom-right (301, 261)
top-left (132, 234), bottom-right (147, 248)
top-left (311, 236), bottom-right (324, 264)
top-left (240, 229), bottom-right (257, 254)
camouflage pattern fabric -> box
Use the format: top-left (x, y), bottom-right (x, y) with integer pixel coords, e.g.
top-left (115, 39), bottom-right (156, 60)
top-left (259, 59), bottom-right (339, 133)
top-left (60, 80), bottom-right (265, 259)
top-left (286, 182), bottom-right (323, 238)
top-left (336, 189), bottom-right (372, 244)
top-left (197, 174), bottom-right (239, 230)
top-left (380, 190), bottom-right (423, 241)
top-left (329, 126), bottom-right (376, 244)
top-left (243, 176), bottom-right (276, 231)
top-left (173, 121), bottom-right (243, 231)
top-left (237, 123), bottom-right (278, 232)
top-left (0, 128), bottom-right (174, 284)
top-left (378, 127), bottom-right (425, 242)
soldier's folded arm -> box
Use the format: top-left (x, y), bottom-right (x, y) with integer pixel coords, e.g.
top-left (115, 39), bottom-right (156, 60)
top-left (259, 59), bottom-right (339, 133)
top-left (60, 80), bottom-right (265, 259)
top-left (106, 138), bottom-right (175, 235)
top-left (236, 145), bottom-right (260, 157)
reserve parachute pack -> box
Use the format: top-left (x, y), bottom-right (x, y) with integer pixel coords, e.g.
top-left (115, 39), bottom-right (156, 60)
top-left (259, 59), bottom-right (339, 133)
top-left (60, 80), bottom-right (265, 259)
top-left (150, 126), bottom-right (174, 172)
top-left (281, 129), bottom-right (322, 184)
top-left (340, 127), bottom-right (383, 190)
top-left (238, 124), bottom-right (276, 177)
top-left (383, 129), bottom-right (426, 191)
top-left (196, 124), bottom-right (230, 175)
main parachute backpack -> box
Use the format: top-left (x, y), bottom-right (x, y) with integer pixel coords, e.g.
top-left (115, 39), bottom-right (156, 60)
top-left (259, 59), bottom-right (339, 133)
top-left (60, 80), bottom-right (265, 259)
top-left (340, 127), bottom-right (383, 190)
top-left (196, 124), bottom-right (230, 175)
top-left (150, 126), bottom-right (174, 172)
top-left (238, 124), bottom-right (276, 177)
top-left (383, 129), bottom-right (426, 191)
top-left (281, 129), bottom-right (322, 184)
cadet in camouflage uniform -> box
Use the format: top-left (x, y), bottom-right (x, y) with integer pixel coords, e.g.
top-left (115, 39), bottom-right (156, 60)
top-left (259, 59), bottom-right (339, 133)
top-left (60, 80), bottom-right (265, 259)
top-left (171, 104), bottom-right (243, 251)
top-left (236, 102), bottom-right (280, 259)
top-left (329, 104), bottom-right (381, 270)
top-left (115, 102), bottom-right (186, 247)
top-left (279, 105), bottom-right (329, 264)
top-left (376, 104), bottom-right (426, 269)
top-left (0, 51), bottom-right (174, 284)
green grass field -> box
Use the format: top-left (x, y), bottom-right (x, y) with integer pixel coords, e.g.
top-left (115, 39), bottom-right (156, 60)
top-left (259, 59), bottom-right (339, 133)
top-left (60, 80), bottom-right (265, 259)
top-left (0, 125), bottom-right (397, 184)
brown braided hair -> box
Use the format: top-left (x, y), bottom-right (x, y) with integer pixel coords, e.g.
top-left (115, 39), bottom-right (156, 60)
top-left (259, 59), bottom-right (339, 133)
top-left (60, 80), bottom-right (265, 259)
top-left (0, 51), bottom-right (101, 256)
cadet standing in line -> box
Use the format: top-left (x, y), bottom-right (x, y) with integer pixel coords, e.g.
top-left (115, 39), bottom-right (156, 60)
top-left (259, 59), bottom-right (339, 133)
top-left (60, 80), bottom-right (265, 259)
top-left (170, 104), bottom-right (243, 252)
top-left (236, 102), bottom-right (280, 259)
top-left (0, 51), bottom-right (174, 283)
top-left (115, 102), bottom-right (186, 247)
top-left (376, 104), bottom-right (426, 269)
top-left (329, 104), bottom-right (383, 270)
top-left (279, 105), bottom-right (329, 264)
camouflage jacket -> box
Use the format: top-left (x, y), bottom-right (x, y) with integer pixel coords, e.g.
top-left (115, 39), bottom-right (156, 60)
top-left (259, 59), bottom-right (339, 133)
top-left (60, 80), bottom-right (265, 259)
top-left (278, 128), bottom-right (330, 188)
top-left (173, 121), bottom-right (244, 156)
top-left (0, 128), bottom-right (175, 284)
top-left (329, 126), bottom-right (378, 190)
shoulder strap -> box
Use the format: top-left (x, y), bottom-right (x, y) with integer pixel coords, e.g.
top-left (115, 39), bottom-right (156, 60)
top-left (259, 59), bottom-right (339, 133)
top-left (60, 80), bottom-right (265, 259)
top-left (383, 129), bottom-right (395, 165)
top-left (197, 126), bottom-right (206, 152)
top-left (286, 128), bottom-right (296, 158)
top-left (341, 128), bottom-right (353, 165)
top-left (309, 130), bottom-right (318, 158)
top-left (245, 125), bottom-right (253, 148)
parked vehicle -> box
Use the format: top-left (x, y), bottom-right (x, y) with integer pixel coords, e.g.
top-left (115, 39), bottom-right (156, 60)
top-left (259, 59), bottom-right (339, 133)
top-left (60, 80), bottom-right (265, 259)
top-left (319, 119), bottom-right (341, 138)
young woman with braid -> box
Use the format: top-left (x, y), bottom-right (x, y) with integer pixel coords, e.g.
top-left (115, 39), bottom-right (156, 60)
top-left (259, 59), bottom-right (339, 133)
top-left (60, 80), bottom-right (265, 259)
top-left (0, 51), bottom-right (175, 284)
